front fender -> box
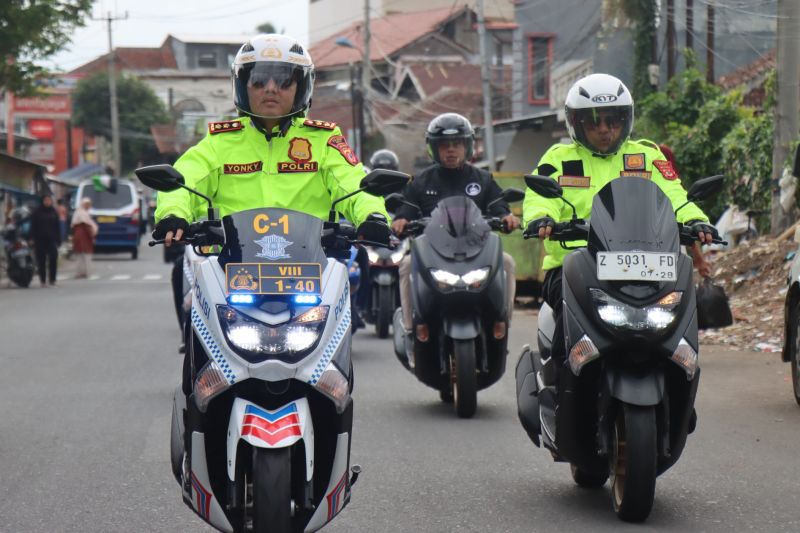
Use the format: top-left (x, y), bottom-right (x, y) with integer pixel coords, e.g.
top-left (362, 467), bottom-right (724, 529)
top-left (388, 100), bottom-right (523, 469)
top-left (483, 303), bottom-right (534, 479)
top-left (226, 397), bottom-right (315, 482)
top-left (444, 316), bottom-right (480, 340)
top-left (605, 367), bottom-right (665, 406)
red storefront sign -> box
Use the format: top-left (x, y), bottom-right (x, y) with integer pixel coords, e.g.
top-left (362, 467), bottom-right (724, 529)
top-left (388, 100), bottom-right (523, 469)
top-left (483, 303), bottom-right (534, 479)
top-left (27, 119), bottom-right (55, 140)
top-left (13, 94), bottom-right (71, 119)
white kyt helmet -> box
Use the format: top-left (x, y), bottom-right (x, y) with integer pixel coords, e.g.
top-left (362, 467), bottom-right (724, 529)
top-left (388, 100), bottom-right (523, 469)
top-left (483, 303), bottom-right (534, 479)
top-left (565, 73), bottom-right (634, 155)
top-left (232, 34), bottom-right (315, 119)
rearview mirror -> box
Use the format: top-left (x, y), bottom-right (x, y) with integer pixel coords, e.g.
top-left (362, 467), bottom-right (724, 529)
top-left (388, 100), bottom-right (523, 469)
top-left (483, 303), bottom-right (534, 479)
top-left (501, 187), bottom-right (525, 204)
top-left (135, 164), bottom-right (185, 192)
top-left (686, 175), bottom-right (725, 203)
top-left (359, 169), bottom-right (411, 196)
top-left (524, 175), bottom-right (563, 199)
top-left (384, 193), bottom-right (405, 213)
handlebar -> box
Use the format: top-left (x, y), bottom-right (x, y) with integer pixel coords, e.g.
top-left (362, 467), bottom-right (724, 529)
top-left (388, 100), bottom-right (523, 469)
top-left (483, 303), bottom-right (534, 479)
top-left (523, 219), bottom-right (728, 247)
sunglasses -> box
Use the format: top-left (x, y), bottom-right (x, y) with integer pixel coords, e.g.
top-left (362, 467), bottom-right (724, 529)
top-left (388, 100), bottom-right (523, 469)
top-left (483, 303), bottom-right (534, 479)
top-left (580, 113), bottom-right (624, 130)
top-left (247, 65), bottom-right (301, 90)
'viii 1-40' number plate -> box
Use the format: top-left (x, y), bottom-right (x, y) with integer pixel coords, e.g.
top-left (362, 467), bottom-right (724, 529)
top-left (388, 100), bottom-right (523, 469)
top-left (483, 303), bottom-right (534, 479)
top-left (596, 252), bottom-right (677, 281)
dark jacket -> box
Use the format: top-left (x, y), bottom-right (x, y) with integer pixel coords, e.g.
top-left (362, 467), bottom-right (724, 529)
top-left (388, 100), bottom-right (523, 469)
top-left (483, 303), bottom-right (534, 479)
top-left (394, 164), bottom-right (510, 221)
top-left (30, 204), bottom-right (61, 247)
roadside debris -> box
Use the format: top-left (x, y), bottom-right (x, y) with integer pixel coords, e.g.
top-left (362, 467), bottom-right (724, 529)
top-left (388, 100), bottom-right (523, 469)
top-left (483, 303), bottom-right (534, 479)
top-left (698, 238), bottom-right (796, 351)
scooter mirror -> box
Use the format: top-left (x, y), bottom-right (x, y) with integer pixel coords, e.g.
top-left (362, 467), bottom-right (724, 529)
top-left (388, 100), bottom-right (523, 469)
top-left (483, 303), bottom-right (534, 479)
top-left (501, 187), bottom-right (525, 203)
top-left (135, 164), bottom-right (185, 192)
top-left (686, 175), bottom-right (725, 203)
top-left (524, 175), bottom-right (563, 199)
top-left (359, 169), bottom-right (411, 196)
top-left (384, 193), bottom-right (406, 213)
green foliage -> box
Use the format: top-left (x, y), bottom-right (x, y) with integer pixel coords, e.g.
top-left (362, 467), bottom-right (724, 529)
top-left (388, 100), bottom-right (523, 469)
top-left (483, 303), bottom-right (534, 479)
top-left (621, 0), bottom-right (657, 99)
top-left (0, 0), bottom-right (93, 94)
top-left (72, 73), bottom-right (170, 172)
top-left (256, 22), bottom-right (280, 34)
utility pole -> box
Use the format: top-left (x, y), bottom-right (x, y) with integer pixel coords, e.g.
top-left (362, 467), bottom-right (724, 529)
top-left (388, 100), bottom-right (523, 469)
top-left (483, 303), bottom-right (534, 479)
top-left (95, 11), bottom-right (128, 176)
top-left (360, 0), bottom-right (370, 159)
top-left (476, 0), bottom-right (496, 171)
top-left (666, 0), bottom-right (676, 79)
top-left (771, 0), bottom-right (800, 233)
top-left (705, 1), bottom-right (715, 83)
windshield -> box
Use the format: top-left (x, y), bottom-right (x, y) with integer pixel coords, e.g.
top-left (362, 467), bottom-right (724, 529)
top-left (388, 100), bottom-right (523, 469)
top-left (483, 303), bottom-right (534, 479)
top-left (424, 196), bottom-right (490, 259)
top-left (83, 184), bottom-right (133, 209)
top-left (588, 177), bottom-right (680, 255)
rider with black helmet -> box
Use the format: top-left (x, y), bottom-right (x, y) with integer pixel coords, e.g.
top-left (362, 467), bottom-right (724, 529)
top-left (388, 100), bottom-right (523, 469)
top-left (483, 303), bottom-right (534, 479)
top-left (369, 149), bottom-right (400, 171)
top-left (392, 113), bottom-right (520, 353)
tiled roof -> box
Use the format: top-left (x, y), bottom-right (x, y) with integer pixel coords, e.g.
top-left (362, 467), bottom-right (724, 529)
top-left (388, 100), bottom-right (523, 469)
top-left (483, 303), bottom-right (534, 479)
top-left (717, 48), bottom-right (776, 90)
top-left (310, 6), bottom-right (468, 69)
top-left (70, 44), bottom-right (177, 76)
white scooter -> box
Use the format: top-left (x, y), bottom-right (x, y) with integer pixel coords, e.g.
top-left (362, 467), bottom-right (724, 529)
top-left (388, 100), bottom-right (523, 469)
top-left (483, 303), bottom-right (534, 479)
top-left (136, 164), bottom-right (408, 533)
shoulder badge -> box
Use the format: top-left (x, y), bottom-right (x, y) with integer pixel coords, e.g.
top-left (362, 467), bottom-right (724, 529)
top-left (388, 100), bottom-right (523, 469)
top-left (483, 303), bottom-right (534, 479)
top-left (303, 119), bottom-right (337, 130)
top-left (623, 153), bottom-right (646, 171)
top-left (653, 160), bottom-right (679, 181)
top-left (328, 135), bottom-right (359, 166)
top-left (209, 120), bottom-right (243, 135)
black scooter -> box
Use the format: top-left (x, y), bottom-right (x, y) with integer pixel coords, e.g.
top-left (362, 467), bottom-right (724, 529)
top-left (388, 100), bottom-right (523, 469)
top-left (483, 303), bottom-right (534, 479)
top-left (2, 210), bottom-right (35, 288)
top-left (515, 174), bottom-right (724, 522)
top-left (391, 190), bottom-right (524, 418)
top-left (362, 240), bottom-right (405, 338)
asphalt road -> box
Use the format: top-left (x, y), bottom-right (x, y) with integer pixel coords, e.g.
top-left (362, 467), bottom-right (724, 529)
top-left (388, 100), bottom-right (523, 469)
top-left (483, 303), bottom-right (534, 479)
top-left (1, 245), bottom-right (798, 532)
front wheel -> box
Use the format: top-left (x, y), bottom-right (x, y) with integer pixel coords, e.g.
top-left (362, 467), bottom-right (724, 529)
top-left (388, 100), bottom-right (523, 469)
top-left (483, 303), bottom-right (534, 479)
top-left (452, 339), bottom-right (477, 418)
top-left (375, 284), bottom-right (393, 338)
top-left (251, 447), bottom-right (293, 533)
top-left (610, 404), bottom-right (657, 522)
top-left (570, 464), bottom-right (608, 488)
top-left (791, 303), bottom-right (800, 406)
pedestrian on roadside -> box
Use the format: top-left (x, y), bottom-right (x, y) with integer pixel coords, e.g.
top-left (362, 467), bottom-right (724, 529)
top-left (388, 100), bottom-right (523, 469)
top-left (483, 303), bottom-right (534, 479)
top-left (30, 194), bottom-right (61, 287)
top-left (71, 197), bottom-right (98, 279)
top-left (659, 144), bottom-right (713, 277)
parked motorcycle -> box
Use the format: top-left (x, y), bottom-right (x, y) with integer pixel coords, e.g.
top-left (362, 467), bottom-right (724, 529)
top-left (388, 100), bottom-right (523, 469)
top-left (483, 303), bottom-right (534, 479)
top-left (363, 239), bottom-right (406, 338)
top-left (136, 164), bottom-right (408, 533)
top-left (390, 189), bottom-right (524, 418)
top-left (515, 174), bottom-right (725, 522)
top-left (2, 208), bottom-right (35, 288)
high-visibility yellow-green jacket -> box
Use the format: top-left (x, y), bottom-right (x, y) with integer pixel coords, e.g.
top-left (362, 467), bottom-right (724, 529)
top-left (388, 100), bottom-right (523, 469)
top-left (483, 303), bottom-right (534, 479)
top-left (154, 116), bottom-right (388, 226)
top-left (522, 138), bottom-right (709, 271)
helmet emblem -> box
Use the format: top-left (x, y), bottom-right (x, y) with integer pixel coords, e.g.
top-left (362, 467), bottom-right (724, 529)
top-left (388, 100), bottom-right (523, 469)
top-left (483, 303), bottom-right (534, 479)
top-left (254, 235), bottom-right (293, 260)
top-left (591, 94), bottom-right (618, 104)
top-left (465, 183), bottom-right (482, 196)
top-left (261, 48), bottom-right (282, 59)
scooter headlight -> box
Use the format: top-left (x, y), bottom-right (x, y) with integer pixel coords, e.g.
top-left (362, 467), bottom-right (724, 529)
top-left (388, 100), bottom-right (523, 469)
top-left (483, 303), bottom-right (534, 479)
top-left (217, 305), bottom-right (329, 363)
top-left (590, 289), bottom-right (682, 332)
top-left (461, 267), bottom-right (491, 288)
top-left (430, 269), bottom-right (461, 288)
top-left (367, 248), bottom-right (380, 263)
top-left (389, 249), bottom-right (406, 264)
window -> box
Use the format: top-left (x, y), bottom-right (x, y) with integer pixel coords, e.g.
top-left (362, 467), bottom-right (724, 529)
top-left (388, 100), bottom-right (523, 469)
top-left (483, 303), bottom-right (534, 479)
top-left (198, 52), bottom-right (217, 68)
top-left (528, 34), bottom-right (554, 105)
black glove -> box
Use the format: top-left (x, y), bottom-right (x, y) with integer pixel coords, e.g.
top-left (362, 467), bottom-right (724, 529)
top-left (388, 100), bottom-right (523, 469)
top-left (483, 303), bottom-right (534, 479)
top-left (526, 216), bottom-right (555, 238)
top-left (687, 220), bottom-right (719, 242)
top-left (152, 216), bottom-right (188, 240)
top-left (357, 213), bottom-right (392, 246)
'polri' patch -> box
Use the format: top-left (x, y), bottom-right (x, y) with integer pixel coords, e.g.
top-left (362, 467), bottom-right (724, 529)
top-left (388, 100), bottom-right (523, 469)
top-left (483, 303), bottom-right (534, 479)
top-left (558, 175), bottom-right (591, 188)
top-left (653, 160), bottom-right (679, 180)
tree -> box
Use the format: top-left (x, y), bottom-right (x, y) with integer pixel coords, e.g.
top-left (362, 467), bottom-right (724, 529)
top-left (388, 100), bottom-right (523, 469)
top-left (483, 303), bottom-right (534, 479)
top-left (256, 22), bottom-right (282, 34)
top-left (621, 0), bottom-right (658, 99)
top-left (72, 72), bottom-right (169, 172)
top-left (0, 0), bottom-right (93, 94)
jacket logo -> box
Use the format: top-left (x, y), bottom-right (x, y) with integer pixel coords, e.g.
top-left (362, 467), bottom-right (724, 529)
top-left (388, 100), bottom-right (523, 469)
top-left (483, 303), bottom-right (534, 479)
top-left (653, 160), bottom-right (679, 181)
top-left (224, 161), bottom-right (263, 174)
top-left (254, 235), bottom-right (293, 260)
top-left (624, 153), bottom-right (645, 170)
top-left (558, 175), bottom-right (591, 188)
top-left (328, 135), bottom-right (359, 166)
top-left (620, 170), bottom-right (652, 179)
top-left (465, 183), bottom-right (482, 196)
top-left (278, 137), bottom-right (319, 173)
top-left (591, 94), bottom-right (617, 103)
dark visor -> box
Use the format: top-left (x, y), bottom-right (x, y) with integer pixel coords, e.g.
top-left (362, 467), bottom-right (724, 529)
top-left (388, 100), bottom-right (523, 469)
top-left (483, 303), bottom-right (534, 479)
top-left (245, 63), bottom-right (302, 90)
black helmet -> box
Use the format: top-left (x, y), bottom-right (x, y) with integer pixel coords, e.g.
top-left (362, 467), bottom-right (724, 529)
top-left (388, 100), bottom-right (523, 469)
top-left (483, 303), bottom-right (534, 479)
top-left (369, 149), bottom-right (399, 171)
top-left (425, 113), bottom-right (474, 165)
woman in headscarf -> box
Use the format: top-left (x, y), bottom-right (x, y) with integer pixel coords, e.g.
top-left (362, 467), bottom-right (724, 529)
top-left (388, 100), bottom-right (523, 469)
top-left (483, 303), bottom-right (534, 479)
top-left (71, 197), bottom-right (98, 279)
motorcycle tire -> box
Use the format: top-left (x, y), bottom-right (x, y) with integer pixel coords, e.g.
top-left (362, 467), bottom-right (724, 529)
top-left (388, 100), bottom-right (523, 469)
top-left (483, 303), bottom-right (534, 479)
top-left (375, 285), bottom-right (393, 338)
top-left (9, 264), bottom-right (32, 288)
top-left (452, 339), bottom-right (477, 418)
top-left (610, 404), bottom-right (657, 523)
top-left (252, 447), bottom-right (293, 533)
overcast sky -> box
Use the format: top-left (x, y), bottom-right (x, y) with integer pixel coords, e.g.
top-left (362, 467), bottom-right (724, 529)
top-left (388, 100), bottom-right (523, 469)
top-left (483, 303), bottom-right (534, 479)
top-left (47, 0), bottom-right (310, 73)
